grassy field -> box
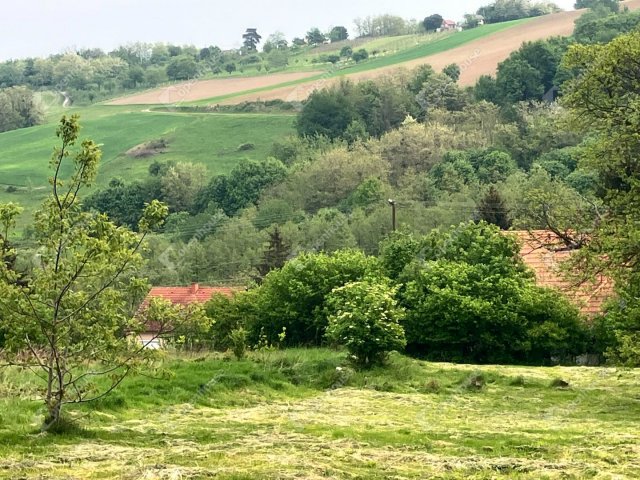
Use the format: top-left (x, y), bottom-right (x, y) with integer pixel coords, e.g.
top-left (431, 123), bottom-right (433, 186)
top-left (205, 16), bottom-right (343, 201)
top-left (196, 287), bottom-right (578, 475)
top-left (1, 349), bottom-right (638, 479)
top-left (288, 30), bottom-right (458, 67)
top-left (0, 106), bottom-right (296, 230)
top-left (338, 19), bottom-right (530, 75)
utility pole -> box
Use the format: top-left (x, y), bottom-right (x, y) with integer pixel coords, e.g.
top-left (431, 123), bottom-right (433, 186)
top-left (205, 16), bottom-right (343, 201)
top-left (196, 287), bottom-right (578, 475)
top-left (388, 199), bottom-right (396, 232)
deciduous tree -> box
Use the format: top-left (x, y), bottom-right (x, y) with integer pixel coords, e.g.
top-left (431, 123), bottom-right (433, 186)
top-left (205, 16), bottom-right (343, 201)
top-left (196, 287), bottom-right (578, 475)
top-left (423, 14), bottom-right (444, 32)
top-left (329, 26), bottom-right (349, 42)
top-left (0, 116), bottom-right (168, 429)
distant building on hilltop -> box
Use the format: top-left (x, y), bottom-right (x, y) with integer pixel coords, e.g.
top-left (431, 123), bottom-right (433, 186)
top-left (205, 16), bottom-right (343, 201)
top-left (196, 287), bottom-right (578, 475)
top-left (441, 19), bottom-right (458, 31)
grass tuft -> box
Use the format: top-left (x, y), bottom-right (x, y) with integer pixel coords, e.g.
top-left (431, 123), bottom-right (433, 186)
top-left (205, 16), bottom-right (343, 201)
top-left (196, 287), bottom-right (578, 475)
top-left (550, 378), bottom-right (571, 389)
top-left (464, 372), bottom-right (486, 391)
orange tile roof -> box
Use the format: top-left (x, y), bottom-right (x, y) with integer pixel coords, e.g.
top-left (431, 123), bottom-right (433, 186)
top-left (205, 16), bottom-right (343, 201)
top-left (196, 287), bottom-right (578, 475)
top-left (144, 284), bottom-right (240, 306)
top-left (139, 284), bottom-right (242, 334)
top-left (508, 230), bottom-right (614, 316)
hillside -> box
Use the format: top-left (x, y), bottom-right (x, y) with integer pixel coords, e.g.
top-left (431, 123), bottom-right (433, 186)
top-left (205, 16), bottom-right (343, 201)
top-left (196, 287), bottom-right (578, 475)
top-left (105, 0), bottom-right (640, 108)
top-left (223, 0), bottom-right (640, 104)
top-left (0, 107), bottom-right (295, 228)
top-left (106, 20), bottom-right (526, 107)
top-left (107, 71), bottom-right (321, 106)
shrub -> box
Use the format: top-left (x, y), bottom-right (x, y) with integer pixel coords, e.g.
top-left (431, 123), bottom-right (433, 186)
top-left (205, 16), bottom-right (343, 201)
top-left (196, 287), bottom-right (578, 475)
top-left (352, 49), bottom-right (369, 63)
top-left (381, 221), bottom-right (532, 282)
top-left (325, 281), bottom-right (406, 368)
top-left (340, 46), bottom-right (353, 58)
top-left (237, 142), bottom-right (255, 151)
top-left (246, 250), bottom-right (381, 346)
top-left (229, 327), bottom-right (248, 360)
top-left (204, 293), bottom-right (252, 351)
top-left (398, 222), bottom-right (588, 364)
top-left (379, 231), bottom-right (424, 280)
top-left (596, 280), bottom-right (640, 367)
top-left (464, 373), bottom-right (485, 391)
top-left (140, 298), bottom-right (211, 351)
top-left (401, 259), bottom-right (529, 363)
top-left (401, 258), bottom-right (588, 364)
top-left (516, 286), bottom-right (588, 363)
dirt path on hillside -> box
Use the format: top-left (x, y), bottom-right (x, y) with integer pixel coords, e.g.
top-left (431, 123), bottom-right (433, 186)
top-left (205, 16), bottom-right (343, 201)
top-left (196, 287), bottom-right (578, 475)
top-left (107, 71), bottom-right (322, 106)
top-left (220, 0), bottom-right (640, 104)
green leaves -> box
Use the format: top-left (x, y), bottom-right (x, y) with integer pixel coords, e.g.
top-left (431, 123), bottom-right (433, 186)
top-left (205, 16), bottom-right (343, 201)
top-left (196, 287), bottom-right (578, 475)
top-left (246, 249), bottom-right (381, 346)
top-left (139, 200), bottom-right (169, 233)
top-left (0, 116), bottom-right (167, 426)
top-left (561, 33), bottom-right (640, 367)
top-left (55, 114), bottom-right (80, 145)
top-left (391, 222), bottom-right (586, 364)
top-left (0, 202), bottom-right (23, 238)
top-left (326, 280), bottom-right (406, 368)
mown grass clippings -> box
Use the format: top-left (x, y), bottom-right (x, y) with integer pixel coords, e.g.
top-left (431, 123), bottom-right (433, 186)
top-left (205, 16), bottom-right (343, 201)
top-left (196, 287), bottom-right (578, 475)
top-left (0, 350), bottom-right (639, 479)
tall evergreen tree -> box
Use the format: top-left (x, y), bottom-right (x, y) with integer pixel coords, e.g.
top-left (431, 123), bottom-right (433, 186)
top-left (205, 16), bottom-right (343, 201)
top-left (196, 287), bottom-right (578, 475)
top-left (242, 28), bottom-right (262, 52)
top-left (476, 186), bottom-right (512, 230)
top-left (257, 227), bottom-right (291, 279)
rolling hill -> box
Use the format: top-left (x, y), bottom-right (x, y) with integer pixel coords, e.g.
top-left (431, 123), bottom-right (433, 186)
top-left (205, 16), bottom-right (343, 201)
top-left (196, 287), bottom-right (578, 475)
top-left (107, 0), bottom-right (640, 107)
top-left (0, 107), bottom-right (295, 229)
top-left (3, 0), bottom-right (640, 230)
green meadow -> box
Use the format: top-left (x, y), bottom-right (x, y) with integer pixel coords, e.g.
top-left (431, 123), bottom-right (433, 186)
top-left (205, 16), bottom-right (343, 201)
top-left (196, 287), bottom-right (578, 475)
top-left (0, 106), bottom-right (296, 229)
top-left (1, 350), bottom-right (638, 479)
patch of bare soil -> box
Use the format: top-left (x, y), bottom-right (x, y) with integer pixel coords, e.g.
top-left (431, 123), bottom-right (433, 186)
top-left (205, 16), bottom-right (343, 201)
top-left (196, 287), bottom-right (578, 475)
top-left (107, 71), bottom-right (322, 106)
top-left (126, 139), bottom-right (169, 158)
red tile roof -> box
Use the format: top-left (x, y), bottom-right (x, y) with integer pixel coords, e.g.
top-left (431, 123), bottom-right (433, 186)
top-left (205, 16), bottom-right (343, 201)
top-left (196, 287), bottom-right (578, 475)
top-left (144, 284), bottom-right (239, 306)
top-left (508, 230), bottom-right (614, 316)
top-left (138, 284), bottom-right (242, 334)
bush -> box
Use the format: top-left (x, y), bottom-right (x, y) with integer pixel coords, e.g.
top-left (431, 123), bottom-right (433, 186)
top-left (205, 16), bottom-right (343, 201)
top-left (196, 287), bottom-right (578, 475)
top-left (325, 281), bottom-right (406, 368)
top-left (596, 280), bottom-right (640, 367)
top-left (397, 222), bottom-right (588, 364)
top-left (381, 222), bottom-right (532, 282)
top-left (401, 259), bottom-right (529, 363)
top-left (516, 286), bottom-right (588, 363)
top-left (340, 46), bottom-right (353, 58)
top-left (237, 142), bottom-right (255, 151)
top-left (352, 49), bottom-right (369, 63)
top-left (229, 327), bottom-right (248, 359)
top-left (246, 250), bottom-right (381, 346)
top-left (204, 293), bottom-right (249, 351)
